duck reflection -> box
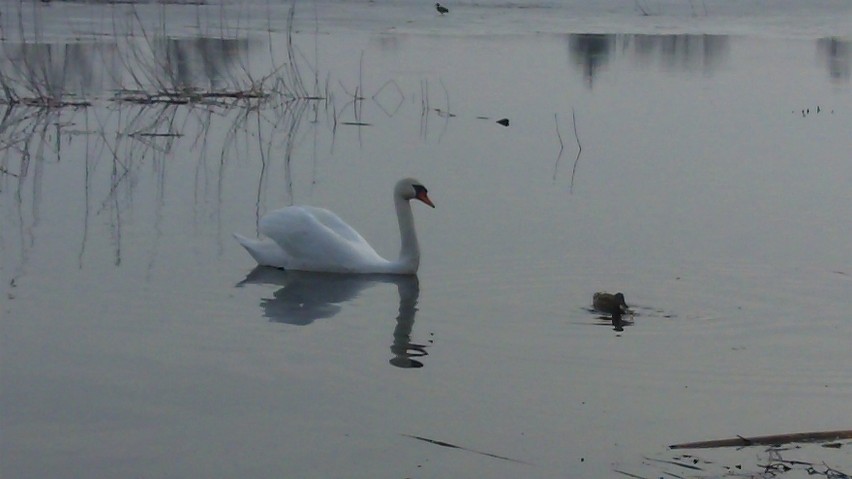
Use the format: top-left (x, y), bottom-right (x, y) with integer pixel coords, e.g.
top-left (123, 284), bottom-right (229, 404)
top-left (236, 268), bottom-right (428, 368)
top-left (609, 315), bottom-right (633, 332)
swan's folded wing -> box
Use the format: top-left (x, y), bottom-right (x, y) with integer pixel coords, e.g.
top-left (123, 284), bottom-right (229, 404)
top-left (259, 206), bottom-right (386, 272)
top-left (300, 206), bottom-right (375, 248)
top-left (233, 233), bottom-right (291, 268)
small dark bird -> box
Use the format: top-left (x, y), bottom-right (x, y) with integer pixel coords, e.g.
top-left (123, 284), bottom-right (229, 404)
top-left (593, 292), bottom-right (630, 320)
top-left (435, 3), bottom-right (449, 14)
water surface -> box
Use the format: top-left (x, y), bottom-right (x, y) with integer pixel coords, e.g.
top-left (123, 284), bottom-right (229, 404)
top-left (1, 2), bottom-right (851, 478)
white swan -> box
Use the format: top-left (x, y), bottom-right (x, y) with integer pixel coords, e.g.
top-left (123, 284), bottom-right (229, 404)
top-left (234, 178), bottom-right (435, 274)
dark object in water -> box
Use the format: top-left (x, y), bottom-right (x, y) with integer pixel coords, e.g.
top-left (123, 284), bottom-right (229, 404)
top-left (497, 118), bottom-right (510, 126)
top-left (435, 2), bottom-right (449, 14)
top-left (670, 429), bottom-right (852, 449)
top-left (592, 292), bottom-right (630, 320)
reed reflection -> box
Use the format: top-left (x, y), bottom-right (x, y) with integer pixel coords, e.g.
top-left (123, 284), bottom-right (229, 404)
top-left (237, 268), bottom-right (428, 368)
top-left (630, 34), bottom-right (730, 72)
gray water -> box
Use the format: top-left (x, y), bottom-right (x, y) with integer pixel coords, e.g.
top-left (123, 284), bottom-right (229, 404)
top-left (1, 1), bottom-right (851, 478)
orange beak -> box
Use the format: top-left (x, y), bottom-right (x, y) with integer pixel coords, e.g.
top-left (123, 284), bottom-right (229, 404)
top-left (416, 191), bottom-right (435, 208)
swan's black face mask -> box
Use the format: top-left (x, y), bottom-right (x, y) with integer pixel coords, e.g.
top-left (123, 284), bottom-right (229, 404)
top-left (412, 184), bottom-right (435, 208)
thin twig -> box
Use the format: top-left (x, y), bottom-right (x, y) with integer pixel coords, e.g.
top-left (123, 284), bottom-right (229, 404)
top-left (569, 107), bottom-right (582, 193)
top-left (402, 434), bottom-right (532, 465)
top-left (552, 112), bottom-right (564, 180)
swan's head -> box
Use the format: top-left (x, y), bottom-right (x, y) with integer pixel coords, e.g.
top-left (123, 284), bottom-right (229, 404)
top-left (396, 178), bottom-right (435, 208)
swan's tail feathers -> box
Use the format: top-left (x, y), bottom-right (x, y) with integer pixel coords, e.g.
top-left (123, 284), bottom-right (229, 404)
top-left (233, 233), bottom-right (290, 269)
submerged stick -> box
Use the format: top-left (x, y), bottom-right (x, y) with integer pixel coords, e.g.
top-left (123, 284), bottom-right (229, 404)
top-left (669, 430), bottom-right (852, 449)
top-left (613, 469), bottom-right (650, 479)
top-left (642, 456), bottom-right (703, 471)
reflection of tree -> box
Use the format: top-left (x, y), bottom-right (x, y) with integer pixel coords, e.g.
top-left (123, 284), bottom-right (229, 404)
top-left (0, 41), bottom-right (120, 103)
top-left (152, 37), bottom-right (253, 90)
top-left (567, 33), bottom-right (730, 87)
top-left (0, 35), bottom-right (267, 105)
top-left (567, 34), bottom-right (615, 89)
top-left (629, 34), bottom-right (729, 73)
top-left (817, 37), bottom-right (850, 82)
top-left (0, 36), bottom-right (265, 107)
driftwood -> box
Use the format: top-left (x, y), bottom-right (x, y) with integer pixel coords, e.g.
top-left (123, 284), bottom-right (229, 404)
top-left (670, 429), bottom-right (852, 449)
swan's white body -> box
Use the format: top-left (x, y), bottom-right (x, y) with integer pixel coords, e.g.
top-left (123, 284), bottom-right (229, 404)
top-left (234, 178), bottom-right (434, 274)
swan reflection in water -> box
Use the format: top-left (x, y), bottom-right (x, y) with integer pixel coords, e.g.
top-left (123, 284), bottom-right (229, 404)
top-left (236, 267), bottom-right (428, 368)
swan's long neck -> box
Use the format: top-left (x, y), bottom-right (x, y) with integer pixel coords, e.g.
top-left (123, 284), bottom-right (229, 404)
top-left (394, 195), bottom-right (420, 273)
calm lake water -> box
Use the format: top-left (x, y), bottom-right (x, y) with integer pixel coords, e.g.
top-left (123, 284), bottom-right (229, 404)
top-left (1, 1), bottom-right (850, 478)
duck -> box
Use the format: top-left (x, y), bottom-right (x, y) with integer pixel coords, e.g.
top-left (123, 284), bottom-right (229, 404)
top-left (435, 2), bottom-right (449, 14)
top-left (593, 292), bottom-right (630, 320)
top-left (234, 178), bottom-right (434, 274)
